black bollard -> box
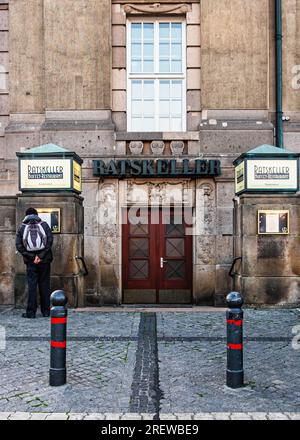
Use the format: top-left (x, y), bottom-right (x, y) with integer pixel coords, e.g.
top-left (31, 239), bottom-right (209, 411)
top-left (49, 290), bottom-right (68, 386)
top-left (226, 291), bottom-right (244, 388)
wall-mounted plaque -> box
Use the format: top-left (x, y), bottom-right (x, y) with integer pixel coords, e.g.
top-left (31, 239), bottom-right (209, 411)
top-left (37, 208), bottom-right (61, 234)
top-left (258, 210), bottom-right (289, 235)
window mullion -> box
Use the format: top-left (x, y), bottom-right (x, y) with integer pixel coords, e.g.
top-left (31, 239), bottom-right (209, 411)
top-left (154, 21), bottom-right (158, 130)
top-left (141, 23), bottom-right (144, 74)
top-left (154, 21), bottom-right (158, 75)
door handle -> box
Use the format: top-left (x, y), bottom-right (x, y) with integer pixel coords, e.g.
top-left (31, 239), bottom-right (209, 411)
top-left (160, 257), bottom-right (168, 268)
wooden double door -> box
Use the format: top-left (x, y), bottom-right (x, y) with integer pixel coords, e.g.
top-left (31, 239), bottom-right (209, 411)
top-left (122, 208), bottom-right (192, 304)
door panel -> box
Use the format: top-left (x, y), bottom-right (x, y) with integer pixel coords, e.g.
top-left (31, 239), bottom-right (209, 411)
top-left (158, 208), bottom-right (192, 301)
top-left (122, 209), bottom-right (157, 301)
top-left (123, 208), bottom-right (192, 304)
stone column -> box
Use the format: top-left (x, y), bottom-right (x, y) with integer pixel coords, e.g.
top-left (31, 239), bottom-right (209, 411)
top-left (194, 180), bottom-right (217, 305)
top-left (0, 196), bottom-right (16, 305)
top-left (240, 194), bottom-right (300, 305)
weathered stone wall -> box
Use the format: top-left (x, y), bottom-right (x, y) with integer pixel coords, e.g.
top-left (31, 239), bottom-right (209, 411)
top-left (201, 0), bottom-right (269, 110)
top-left (282, 0), bottom-right (300, 113)
top-left (237, 194), bottom-right (300, 305)
top-left (9, 0), bottom-right (44, 114)
top-left (0, 196), bottom-right (16, 305)
top-left (0, 2), bottom-right (10, 192)
top-left (0, 1), bottom-right (299, 306)
top-left (44, 0), bottom-right (111, 110)
top-left (282, 0), bottom-right (300, 151)
top-left (9, 0), bottom-right (111, 112)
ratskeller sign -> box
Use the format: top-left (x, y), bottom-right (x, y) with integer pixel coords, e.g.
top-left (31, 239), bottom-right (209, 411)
top-left (233, 144), bottom-right (300, 195)
top-left (17, 144), bottom-right (83, 193)
top-left (93, 159), bottom-right (221, 178)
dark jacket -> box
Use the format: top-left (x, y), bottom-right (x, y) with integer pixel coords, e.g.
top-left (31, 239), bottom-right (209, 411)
top-left (16, 214), bottom-right (54, 264)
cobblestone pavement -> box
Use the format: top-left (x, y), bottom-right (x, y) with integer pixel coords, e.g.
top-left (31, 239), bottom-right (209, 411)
top-left (0, 307), bottom-right (299, 419)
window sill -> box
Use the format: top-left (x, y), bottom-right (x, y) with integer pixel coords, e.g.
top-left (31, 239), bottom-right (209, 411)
top-left (115, 131), bottom-right (199, 141)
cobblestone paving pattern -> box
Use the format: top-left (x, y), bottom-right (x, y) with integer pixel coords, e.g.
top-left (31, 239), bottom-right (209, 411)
top-left (157, 309), bottom-right (300, 413)
top-left (0, 310), bottom-right (139, 413)
top-left (0, 308), bottom-right (299, 416)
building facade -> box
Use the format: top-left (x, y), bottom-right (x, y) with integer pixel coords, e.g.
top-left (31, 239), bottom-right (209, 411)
top-left (0, 0), bottom-right (300, 307)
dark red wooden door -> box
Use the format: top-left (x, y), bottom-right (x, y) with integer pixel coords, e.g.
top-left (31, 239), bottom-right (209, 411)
top-left (122, 208), bottom-right (192, 304)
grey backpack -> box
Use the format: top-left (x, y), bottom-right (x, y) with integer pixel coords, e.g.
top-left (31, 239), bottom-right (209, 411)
top-left (22, 222), bottom-right (47, 252)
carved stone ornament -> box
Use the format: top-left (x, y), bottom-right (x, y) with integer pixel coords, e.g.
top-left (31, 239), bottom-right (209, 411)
top-left (129, 141), bottom-right (144, 155)
top-left (123, 3), bottom-right (191, 15)
top-left (199, 182), bottom-right (214, 199)
top-left (170, 140), bottom-right (184, 156)
top-left (151, 140), bottom-right (165, 155)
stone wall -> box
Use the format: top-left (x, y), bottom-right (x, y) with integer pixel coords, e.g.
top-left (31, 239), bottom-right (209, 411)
top-left (0, 196), bottom-right (16, 305)
top-left (0, 1), bottom-right (10, 193)
top-left (236, 194), bottom-right (300, 305)
top-left (201, 0), bottom-right (269, 110)
top-left (9, 0), bottom-right (111, 112)
top-left (0, 1), bottom-right (299, 306)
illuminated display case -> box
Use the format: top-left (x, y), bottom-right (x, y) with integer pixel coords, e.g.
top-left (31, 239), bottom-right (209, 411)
top-left (17, 144), bottom-right (82, 194)
top-left (234, 145), bottom-right (299, 195)
top-left (258, 210), bottom-right (289, 235)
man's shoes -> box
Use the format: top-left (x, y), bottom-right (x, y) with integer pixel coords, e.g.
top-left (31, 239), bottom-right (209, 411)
top-left (42, 312), bottom-right (50, 318)
top-left (22, 312), bottom-right (36, 319)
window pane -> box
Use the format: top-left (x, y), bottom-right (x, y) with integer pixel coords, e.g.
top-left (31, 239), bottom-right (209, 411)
top-left (132, 100), bottom-right (143, 116)
top-left (171, 43), bottom-right (182, 60)
top-left (159, 117), bottom-right (170, 131)
top-left (160, 80), bottom-right (170, 99)
top-left (132, 23), bottom-right (142, 41)
top-left (129, 238), bottom-right (149, 258)
top-left (171, 118), bottom-right (182, 131)
top-left (132, 80), bottom-right (142, 99)
top-left (143, 118), bottom-right (155, 131)
top-left (144, 43), bottom-right (154, 58)
top-left (132, 43), bottom-right (141, 58)
top-left (159, 100), bottom-right (169, 117)
top-left (129, 260), bottom-right (149, 280)
top-left (144, 101), bottom-right (154, 116)
top-left (171, 23), bottom-right (182, 41)
top-left (132, 117), bottom-right (143, 131)
top-left (159, 43), bottom-right (169, 58)
top-left (171, 100), bottom-right (182, 116)
top-left (159, 23), bottom-right (170, 39)
top-left (143, 60), bottom-right (154, 72)
top-left (144, 80), bottom-right (154, 99)
top-left (171, 60), bottom-right (182, 72)
top-left (143, 23), bottom-right (154, 40)
top-left (132, 60), bottom-right (142, 73)
top-left (159, 60), bottom-right (170, 72)
top-left (171, 81), bottom-right (182, 99)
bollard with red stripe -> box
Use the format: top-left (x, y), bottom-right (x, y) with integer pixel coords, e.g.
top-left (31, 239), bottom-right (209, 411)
top-left (49, 290), bottom-right (68, 387)
top-left (226, 291), bottom-right (244, 388)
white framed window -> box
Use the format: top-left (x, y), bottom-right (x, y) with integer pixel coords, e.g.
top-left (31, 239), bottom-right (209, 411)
top-left (127, 20), bottom-right (186, 132)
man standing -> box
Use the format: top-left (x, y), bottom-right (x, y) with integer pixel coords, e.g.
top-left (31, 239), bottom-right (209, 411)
top-left (16, 207), bottom-right (54, 318)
